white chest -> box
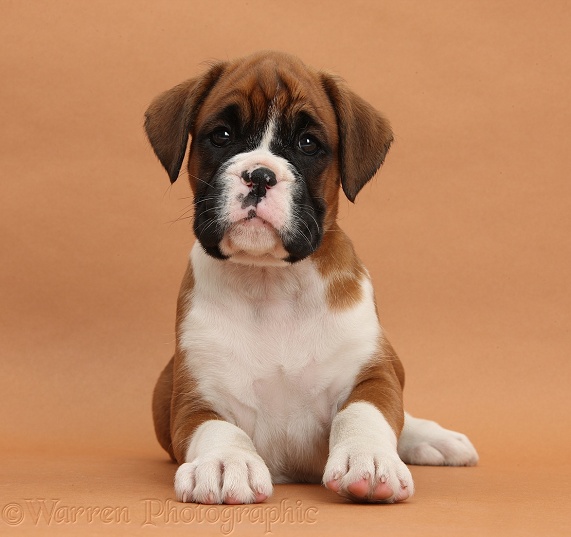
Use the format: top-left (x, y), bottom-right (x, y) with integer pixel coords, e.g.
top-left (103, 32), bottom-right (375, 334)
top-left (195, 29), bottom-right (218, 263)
top-left (179, 245), bottom-right (380, 481)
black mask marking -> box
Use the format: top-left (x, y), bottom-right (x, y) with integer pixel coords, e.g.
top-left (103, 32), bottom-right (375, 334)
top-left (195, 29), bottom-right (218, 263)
top-left (192, 98), bottom-right (332, 262)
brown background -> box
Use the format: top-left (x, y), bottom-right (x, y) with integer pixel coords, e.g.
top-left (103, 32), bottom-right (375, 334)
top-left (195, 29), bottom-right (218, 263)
top-left (1, 0), bottom-right (570, 535)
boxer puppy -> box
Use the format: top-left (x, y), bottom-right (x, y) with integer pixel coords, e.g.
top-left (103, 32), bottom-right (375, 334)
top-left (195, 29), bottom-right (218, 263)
top-left (146, 51), bottom-right (478, 505)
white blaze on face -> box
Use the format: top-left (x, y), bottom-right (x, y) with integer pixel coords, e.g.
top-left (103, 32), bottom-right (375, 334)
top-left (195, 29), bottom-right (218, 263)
top-left (218, 112), bottom-right (298, 264)
top-left (259, 115), bottom-right (276, 151)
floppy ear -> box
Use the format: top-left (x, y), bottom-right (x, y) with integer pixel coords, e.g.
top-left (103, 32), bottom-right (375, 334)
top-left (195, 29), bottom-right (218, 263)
top-left (144, 62), bottom-right (227, 183)
top-left (321, 73), bottom-right (393, 202)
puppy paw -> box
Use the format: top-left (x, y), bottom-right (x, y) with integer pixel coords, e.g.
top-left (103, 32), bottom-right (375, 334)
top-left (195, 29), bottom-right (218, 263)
top-left (323, 442), bottom-right (414, 503)
top-left (398, 416), bottom-right (479, 466)
top-left (174, 449), bottom-right (273, 504)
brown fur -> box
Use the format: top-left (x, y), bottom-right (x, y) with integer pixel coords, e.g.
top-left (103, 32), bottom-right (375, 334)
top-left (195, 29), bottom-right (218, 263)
top-left (151, 355), bottom-right (175, 460)
top-left (145, 63), bottom-right (227, 183)
top-left (168, 351), bottom-right (221, 464)
top-left (312, 224), bottom-right (367, 310)
top-left (341, 337), bottom-right (406, 436)
top-left (320, 73), bottom-right (393, 202)
top-left (148, 51), bottom-right (405, 467)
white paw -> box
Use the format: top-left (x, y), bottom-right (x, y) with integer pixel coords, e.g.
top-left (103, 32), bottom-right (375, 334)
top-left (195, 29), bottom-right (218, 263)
top-left (174, 449), bottom-right (273, 504)
top-left (323, 440), bottom-right (414, 503)
top-left (398, 415), bottom-right (479, 466)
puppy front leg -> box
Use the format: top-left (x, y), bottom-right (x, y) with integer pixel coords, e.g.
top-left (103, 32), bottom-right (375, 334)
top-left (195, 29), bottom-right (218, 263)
top-left (323, 403), bottom-right (413, 503)
top-left (170, 359), bottom-right (273, 505)
top-left (174, 420), bottom-right (273, 504)
top-left (323, 359), bottom-right (414, 503)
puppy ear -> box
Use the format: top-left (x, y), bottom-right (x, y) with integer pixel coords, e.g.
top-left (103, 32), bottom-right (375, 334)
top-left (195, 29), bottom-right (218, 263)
top-left (144, 62), bottom-right (226, 183)
top-left (321, 74), bottom-right (393, 202)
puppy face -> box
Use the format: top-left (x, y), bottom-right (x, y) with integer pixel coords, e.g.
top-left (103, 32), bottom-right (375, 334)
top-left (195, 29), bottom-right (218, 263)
top-left (188, 58), bottom-right (338, 264)
top-left (145, 52), bottom-right (394, 265)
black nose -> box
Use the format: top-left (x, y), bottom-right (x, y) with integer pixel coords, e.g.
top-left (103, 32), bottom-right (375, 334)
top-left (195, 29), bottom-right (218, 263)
top-left (241, 167), bottom-right (277, 207)
top-left (249, 167), bottom-right (277, 188)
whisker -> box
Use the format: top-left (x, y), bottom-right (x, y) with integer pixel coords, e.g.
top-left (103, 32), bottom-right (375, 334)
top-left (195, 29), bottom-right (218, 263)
top-left (288, 225), bottom-right (313, 250)
top-left (197, 218), bottom-right (220, 239)
top-left (291, 213), bottom-right (314, 243)
top-left (293, 205), bottom-right (321, 234)
top-left (194, 206), bottom-right (223, 219)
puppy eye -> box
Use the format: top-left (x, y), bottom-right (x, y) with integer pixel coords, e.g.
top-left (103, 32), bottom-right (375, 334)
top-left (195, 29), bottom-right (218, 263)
top-left (210, 127), bottom-right (232, 147)
top-left (297, 134), bottom-right (319, 156)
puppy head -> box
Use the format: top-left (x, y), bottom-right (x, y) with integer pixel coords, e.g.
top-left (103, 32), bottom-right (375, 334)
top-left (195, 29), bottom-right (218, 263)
top-left (145, 51), bottom-right (393, 265)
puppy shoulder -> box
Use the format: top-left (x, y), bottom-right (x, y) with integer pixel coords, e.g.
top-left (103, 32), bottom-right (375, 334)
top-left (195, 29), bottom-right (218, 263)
top-left (311, 224), bottom-right (371, 311)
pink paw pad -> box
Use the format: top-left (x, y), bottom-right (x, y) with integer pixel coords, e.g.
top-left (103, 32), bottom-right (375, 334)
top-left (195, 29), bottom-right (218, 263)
top-left (326, 477), bottom-right (410, 503)
top-left (347, 478), bottom-right (373, 498)
top-left (325, 479), bottom-right (341, 492)
top-left (370, 481), bottom-right (395, 501)
top-left (222, 492), bottom-right (267, 505)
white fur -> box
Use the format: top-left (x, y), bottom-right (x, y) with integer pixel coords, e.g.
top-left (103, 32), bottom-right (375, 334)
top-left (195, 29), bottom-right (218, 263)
top-left (179, 244), bottom-right (381, 484)
top-left (222, 147), bottom-right (296, 231)
top-left (258, 115), bottom-right (276, 151)
top-left (323, 402), bottom-right (414, 503)
top-left (216, 114), bottom-right (301, 261)
top-left (397, 413), bottom-right (479, 466)
top-left (175, 420), bottom-right (273, 504)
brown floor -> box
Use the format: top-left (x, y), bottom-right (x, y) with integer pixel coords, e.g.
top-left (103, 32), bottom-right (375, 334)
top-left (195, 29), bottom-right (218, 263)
top-left (1, 1), bottom-right (570, 535)
top-left (2, 448), bottom-right (570, 536)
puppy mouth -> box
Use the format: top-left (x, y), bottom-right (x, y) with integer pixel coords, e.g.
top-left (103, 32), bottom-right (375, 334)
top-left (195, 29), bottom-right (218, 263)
top-left (219, 210), bottom-right (288, 261)
top-left (227, 211), bottom-right (279, 242)
top-left (241, 209), bottom-right (272, 227)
